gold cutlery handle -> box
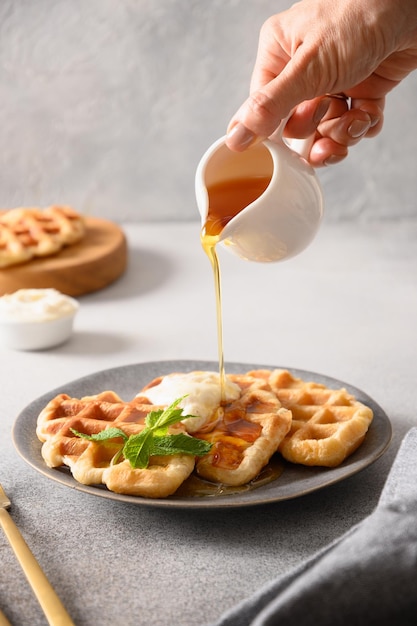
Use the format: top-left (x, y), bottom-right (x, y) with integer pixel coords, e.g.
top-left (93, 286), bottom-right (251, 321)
top-left (0, 610), bottom-right (12, 626)
top-left (0, 508), bottom-right (75, 626)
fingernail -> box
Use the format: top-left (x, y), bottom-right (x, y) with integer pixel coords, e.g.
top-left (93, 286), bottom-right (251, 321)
top-left (313, 97), bottom-right (331, 124)
top-left (369, 114), bottom-right (380, 128)
top-left (324, 154), bottom-right (345, 166)
top-left (348, 119), bottom-right (371, 138)
top-left (226, 123), bottom-right (257, 150)
top-left (358, 108), bottom-right (380, 128)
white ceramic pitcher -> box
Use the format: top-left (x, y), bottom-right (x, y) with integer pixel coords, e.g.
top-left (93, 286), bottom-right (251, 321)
top-left (195, 131), bottom-right (324, 263)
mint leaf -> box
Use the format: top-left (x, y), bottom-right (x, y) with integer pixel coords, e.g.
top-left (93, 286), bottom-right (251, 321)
top-left (70, 427), bottom-right (128, 442)
top-left (71, 396), bottom-right (212, 471)
top-left (145, 396), bottom-right (188, 431)
top-left (123, 430), bottom-right (154, 469)
top-left (151, 433), bottom-right (212, 457)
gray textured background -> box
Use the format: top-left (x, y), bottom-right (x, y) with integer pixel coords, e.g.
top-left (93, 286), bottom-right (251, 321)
top-left (0, 0), bottom-right (416, 222)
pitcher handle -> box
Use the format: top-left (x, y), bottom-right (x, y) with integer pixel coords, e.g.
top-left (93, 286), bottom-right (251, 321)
top-left (268, 115), bottom-right (315, 162)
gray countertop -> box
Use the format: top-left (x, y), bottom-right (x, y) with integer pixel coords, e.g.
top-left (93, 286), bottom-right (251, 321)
top-left (1, 219), bottom-right (416, 626)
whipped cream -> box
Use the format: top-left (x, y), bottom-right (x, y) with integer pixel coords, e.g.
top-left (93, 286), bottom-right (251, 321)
top-left (139, 371), bottom-right (241, 433)
top-left (0, 288), bottom-right (79, 323)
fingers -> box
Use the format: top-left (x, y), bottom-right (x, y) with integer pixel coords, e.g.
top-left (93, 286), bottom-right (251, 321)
top-left (225, 95), bottom-right (333, 152)
top-left (310, 98), bottom-right (384, 166)
top-left (288, 97), bottom-right (352, 167)
top-left (226, 81), bottom-right (385, 165)
top-left (285, 95), bottom-right (384, 167)
top-left (317, 109), bottom-right (372, 146)
top-left (226, 60), bottom-right (316, 151)
top-left (283, 97), bottom-right (332, 138)
top-left (309, 137), bottom-right (348, 167)
top-left (350, 97), bottom-right (385, 137)
top-left (225, 85), bottom-right (289, 151)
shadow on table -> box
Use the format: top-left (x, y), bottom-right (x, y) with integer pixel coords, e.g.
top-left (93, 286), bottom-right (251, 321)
top-left (81, 245), bottom-right (175, 302)
top-left (59, 330), bottom-right (133, 355)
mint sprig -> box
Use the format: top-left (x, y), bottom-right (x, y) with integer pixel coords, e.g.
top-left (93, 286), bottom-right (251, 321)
top-left (70, 396), bottom-right (212, 469)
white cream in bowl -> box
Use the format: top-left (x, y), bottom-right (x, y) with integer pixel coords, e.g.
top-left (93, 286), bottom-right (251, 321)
top-left (0, 288), bottom-right (79, 350)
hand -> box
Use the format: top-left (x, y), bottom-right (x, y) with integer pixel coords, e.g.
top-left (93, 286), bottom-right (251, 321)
top-left (226, 0), bottom-right (417, 166)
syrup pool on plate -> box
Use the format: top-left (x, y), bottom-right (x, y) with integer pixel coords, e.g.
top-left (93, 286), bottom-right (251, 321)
top-left (174, 456), bottom-right (285, 498)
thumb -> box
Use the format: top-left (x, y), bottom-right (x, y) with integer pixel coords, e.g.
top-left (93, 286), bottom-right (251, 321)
top-left (226, 52), bottom-right (328, 151)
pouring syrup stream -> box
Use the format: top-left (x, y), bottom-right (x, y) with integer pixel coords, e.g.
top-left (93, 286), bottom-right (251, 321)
top-left (200, 176), bottom-right (271, 399)
top-left (200, 231), bottom-right (226, 398)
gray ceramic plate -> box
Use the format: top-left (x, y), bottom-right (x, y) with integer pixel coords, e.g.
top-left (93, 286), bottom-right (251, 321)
top-left (12, 360), bottom-right (392, 509)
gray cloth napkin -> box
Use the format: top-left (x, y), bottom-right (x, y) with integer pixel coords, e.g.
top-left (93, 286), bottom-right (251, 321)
top-left (210, 428), bottom-right (417, 626)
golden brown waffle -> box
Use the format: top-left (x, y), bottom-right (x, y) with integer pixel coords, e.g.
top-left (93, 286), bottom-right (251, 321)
top-left (0, 205), bottom-right (85, 268)
top-left (192, 374), bottom-right (292, 486)
top-left (36, 370), bottom-right (374, 498)
top-left (36, 391), bottom-right (195, 498)
top-left (247, 369), bottom-right (374, 467)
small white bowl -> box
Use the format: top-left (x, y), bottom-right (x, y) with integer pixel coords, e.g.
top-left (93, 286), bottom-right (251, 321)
top-left (0, 289), bottom-right (79, 351)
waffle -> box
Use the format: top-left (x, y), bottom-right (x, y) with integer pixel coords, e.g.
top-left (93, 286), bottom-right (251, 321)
top-left (36, 391), bottom-right (195, 498)
top-left (247, 369), bottom-right (374, 467)
top-left (35, 370), bottom-right (374, 498)
top-left (138, 372), bottom-right (293, 486)
top-left (192, 374), bottom-right (292, 486)
top-left (0, 205), bottom-right (85, 268)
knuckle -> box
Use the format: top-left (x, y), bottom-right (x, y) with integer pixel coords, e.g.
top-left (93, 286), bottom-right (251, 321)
top-left (247, 91), bottom-right (279, 126)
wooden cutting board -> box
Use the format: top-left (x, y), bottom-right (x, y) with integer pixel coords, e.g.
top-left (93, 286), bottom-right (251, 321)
top-left (0, 216), bottom-right (127, 296)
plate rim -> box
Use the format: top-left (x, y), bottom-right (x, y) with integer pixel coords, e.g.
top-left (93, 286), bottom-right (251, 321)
top-left (12, 359), bottom-right (393, 509)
